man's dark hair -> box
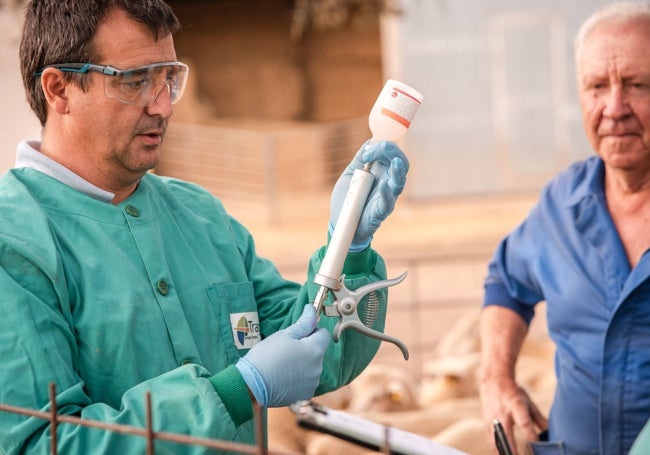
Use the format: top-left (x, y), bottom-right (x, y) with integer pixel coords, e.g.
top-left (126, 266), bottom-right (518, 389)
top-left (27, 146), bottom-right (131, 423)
top-left (20, 0), bottom-right (181, 126)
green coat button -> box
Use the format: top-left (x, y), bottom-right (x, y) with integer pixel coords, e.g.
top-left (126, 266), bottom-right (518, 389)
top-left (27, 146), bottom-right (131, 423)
top-left (157, 280), bottom-right (169, 296)
top-left (125, 205), bottom-right (141, 217)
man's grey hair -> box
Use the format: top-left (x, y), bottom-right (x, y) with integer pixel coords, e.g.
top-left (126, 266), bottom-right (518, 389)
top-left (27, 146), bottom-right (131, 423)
top-left (574, 1), bottom-right (650, 61)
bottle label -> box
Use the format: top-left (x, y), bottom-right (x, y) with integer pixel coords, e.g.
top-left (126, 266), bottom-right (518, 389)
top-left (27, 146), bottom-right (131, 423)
top-left (380, 86), bottom-right (422, 128)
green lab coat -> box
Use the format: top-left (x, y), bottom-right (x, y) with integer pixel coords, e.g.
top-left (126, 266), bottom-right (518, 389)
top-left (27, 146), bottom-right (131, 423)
top-left (0, 168), bottom-right (388, 453)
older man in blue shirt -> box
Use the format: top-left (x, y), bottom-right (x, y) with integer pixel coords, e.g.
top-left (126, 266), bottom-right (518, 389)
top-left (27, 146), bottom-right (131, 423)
top-left (480, 3), bottom-right (650, 454)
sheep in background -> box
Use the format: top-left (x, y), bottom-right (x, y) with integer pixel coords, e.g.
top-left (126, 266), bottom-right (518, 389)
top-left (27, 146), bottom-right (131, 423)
top-left (267, 363), bottom-right (419, 453)
top-left (268, 308), bottom-right (555, 455)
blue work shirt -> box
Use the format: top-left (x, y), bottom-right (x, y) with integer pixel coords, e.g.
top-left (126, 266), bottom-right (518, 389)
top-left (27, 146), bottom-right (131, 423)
top-left (484, 156), bottom-right (650, 455)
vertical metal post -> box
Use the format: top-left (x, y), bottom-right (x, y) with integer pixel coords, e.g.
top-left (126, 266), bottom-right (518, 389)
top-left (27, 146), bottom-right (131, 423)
top-left (48, 383), bottom-right (58, 455)
top-left (145, 392), bottom-right (155, 455)
top-left (253, 400), bottom-right (268, 455)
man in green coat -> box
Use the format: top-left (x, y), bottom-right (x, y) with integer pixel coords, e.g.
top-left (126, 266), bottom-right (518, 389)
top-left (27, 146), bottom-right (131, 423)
top-left (0, 0), bottom-right (410, 453)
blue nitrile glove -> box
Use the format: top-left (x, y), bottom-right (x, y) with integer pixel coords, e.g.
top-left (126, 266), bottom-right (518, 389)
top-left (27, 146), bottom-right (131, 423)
top-left (235, 304), bottom-right (331, 408)
top-left (330, 140), bottom-right (409, 252)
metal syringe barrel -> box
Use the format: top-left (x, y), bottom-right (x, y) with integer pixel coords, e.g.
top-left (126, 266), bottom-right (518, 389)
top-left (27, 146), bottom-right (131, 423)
top-left (313, 165), bottom-right (375, 314)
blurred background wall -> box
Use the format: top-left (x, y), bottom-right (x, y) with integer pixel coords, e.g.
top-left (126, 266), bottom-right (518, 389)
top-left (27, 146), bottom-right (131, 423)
top-left (1, 0), bottom-right (641, 203)
top-left (396, 0), bottom-right (610, 198)
top-left (0, 1), bottom-right (40, 173)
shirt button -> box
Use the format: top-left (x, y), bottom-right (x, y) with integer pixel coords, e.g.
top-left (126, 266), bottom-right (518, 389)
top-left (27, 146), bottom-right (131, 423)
top-left (157, 280), bottom-right (170, 296)
top-left (125, 205), bottom-right (141, 217)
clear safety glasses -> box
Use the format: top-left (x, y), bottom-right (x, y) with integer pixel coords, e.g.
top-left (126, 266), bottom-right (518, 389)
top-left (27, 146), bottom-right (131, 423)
top-left (35, 61), bottom-right (189, 106)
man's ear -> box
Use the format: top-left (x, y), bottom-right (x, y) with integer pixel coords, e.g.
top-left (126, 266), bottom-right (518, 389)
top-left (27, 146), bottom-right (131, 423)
top-left (39, 68), bottom-right (71, 115)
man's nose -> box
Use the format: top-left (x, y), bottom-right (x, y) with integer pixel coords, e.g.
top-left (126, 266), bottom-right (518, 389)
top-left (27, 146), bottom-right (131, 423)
top-left (603, 86), bottom-right (632, 119)
top-left (147, 80), bottom-right (173, 117)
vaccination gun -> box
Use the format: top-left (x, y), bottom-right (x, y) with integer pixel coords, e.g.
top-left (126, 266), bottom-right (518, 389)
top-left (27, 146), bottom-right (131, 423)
top-left (312, 79), bottom-right (423, 360)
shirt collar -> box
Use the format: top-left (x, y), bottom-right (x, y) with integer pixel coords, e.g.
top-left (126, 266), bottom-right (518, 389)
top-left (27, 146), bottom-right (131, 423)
top-left (565, 156), bottom-right (605, 208)
top-left (14, 140), bottom-right (115, 203)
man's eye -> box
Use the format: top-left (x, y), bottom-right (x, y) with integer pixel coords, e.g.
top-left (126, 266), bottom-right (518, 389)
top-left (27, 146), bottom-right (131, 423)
top-left (121, 74), bottom-right (151, 91)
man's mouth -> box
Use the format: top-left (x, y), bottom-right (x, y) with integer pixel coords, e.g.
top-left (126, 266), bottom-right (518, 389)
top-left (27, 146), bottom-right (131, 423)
top-left (138, 130), bottom-right (164, 145)
top-left (600, 129), bottom-right (637, 139)
top-left (141, 127), bottom-right (163, 136)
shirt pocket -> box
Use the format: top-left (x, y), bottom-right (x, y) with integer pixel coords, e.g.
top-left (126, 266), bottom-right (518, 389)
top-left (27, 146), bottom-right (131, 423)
top-left (206, 281), bottom-right (260, 364)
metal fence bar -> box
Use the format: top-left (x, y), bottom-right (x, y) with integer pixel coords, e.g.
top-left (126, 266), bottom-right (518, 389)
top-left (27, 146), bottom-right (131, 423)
top-left (253, 399), bottom-right (268, 455)
top-left (0, 384), bottom-right (300, 455)
top-left (145, 392), bottom-right (154, 455)
top-left (49, 383), bottom-right (58, 455)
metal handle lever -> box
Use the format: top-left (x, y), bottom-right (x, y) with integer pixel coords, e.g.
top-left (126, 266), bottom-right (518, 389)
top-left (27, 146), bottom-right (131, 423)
top-left (324, 272), bottom-right (409, 360)
top-left (335, 315), bottom-right (410, 360)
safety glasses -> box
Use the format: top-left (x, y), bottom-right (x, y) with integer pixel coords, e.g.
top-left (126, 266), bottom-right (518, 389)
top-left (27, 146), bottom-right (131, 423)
top-left (35, 61), bottom-right (189, 106)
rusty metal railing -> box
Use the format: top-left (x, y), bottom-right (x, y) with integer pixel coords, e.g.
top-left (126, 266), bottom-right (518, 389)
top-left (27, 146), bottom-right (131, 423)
top-left (0, 382), bottom-right (301, 455)
top-left (0, 382), bottom-right (412, 454)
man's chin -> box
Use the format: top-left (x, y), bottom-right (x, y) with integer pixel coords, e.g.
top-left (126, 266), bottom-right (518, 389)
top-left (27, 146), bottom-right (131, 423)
top-left (127, 153), bottom-right (160, 175)
top-left (600, 149), bottom-right (648, 171)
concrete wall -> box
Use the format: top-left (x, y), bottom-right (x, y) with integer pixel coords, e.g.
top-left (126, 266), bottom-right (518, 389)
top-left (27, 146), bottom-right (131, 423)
top-left (393, 0), bottom-right (644, 198)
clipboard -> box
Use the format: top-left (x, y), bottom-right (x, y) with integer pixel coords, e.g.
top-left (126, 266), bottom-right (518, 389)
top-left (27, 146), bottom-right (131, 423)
top-left (290, 401), bottom-right (468, 455)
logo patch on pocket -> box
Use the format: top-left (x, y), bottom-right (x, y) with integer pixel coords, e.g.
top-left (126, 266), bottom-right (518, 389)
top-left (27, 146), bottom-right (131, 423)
top-left (230, 312), bottom-right (261, 349)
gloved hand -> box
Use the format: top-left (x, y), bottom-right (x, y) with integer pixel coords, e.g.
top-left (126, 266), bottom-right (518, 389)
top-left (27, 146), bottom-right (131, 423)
top-left (330, 140), bottom-right (409, 252)
top-left (235, 304), bottom-right (331, 408)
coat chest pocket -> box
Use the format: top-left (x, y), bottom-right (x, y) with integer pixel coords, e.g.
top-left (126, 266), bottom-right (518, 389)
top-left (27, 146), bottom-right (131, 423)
top-left (207, 281), bottom-right (260, 364)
